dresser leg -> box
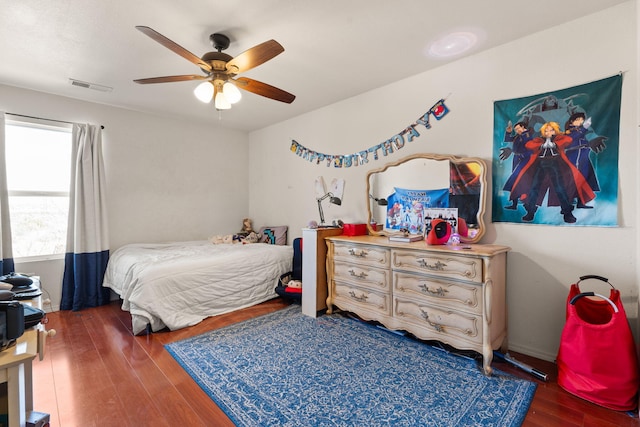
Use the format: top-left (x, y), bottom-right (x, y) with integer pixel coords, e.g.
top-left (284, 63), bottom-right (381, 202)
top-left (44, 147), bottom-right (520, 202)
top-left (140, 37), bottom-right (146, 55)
top-left (482, 349), bottom-right (494, 376)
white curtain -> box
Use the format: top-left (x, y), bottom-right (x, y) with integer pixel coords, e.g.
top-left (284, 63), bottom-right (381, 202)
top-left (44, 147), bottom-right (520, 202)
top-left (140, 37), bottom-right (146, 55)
top-left (60, 123), bottom-right (110, 310)
top-left (0, 113), bottom-right (15, 275)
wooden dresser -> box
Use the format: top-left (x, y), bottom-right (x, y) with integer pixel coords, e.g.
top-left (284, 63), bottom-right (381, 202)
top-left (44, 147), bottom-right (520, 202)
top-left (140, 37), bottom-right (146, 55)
top-left (325, 235), bottom-right (510, 375)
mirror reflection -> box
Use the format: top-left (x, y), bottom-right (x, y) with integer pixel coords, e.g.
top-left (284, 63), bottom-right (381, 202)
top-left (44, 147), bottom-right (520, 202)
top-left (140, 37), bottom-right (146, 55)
top-left (366, 153), bottom-right (487, 243)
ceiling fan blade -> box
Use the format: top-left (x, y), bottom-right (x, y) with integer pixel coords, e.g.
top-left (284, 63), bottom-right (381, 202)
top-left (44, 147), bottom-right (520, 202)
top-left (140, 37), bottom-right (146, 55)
top-left (235, 77), bottom-right (295, 103)
top-left (134, 75), bottom-right (206, 84)
top-left (226, 40), bottom-right (284, 74)
top-left (136, 26), bottom-right (211, 72)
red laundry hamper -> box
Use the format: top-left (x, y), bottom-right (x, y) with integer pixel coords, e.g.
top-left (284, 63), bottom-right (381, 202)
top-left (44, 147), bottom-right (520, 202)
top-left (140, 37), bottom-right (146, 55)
top-left (556, 275), bottom-right (640, 411)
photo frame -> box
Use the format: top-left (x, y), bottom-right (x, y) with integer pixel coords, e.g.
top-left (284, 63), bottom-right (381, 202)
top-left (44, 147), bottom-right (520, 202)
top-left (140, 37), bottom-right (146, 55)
top-left (423, 207), bottom-right (458, 238)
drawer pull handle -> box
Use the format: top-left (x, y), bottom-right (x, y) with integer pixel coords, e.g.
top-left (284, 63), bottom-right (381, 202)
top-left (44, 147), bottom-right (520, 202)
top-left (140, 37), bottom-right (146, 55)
top-left (348, 269), bottom-right (368, 279)
top-left (348, 291), bottom-right (368, 302)
top-left (348, 248), bottom-right (368, 258)
top-left (417, 259), bottom-right (446, 271)
top-left (420, 310), bottom-right (444, 332)
top-left (420, 284), bottom-right (447, 297)
top-left (421, 310), bottom-right (474, 336)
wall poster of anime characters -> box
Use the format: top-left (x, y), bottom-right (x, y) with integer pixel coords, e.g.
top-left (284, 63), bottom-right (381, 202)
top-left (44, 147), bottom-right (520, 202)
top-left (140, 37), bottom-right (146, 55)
top-left (492, 74), bottom-right (622, 226)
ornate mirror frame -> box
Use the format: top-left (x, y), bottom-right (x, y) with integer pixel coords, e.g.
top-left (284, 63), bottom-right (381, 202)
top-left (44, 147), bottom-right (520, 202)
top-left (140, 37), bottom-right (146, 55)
top-left (366, 153), bottom-right (487, 244)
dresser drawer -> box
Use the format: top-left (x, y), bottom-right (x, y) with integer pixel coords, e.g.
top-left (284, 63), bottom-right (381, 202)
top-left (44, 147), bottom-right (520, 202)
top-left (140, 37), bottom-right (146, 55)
top-left (333, 242), bottom-right (390, 268)
top-left (393, 272), bottom-right (480, 314)
top-left (391, 249), bottom-right (482, 283)
top-left (333, 281), bottom-right (391, 316)
top-left (333, 260), bottom-right (390, 291)
top-left (394, 298), bottom-right (481, 344)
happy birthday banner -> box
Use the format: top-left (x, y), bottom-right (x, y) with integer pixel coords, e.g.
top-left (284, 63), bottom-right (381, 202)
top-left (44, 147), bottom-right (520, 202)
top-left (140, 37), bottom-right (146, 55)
top-left (290, 98), bottom-right (450, 168)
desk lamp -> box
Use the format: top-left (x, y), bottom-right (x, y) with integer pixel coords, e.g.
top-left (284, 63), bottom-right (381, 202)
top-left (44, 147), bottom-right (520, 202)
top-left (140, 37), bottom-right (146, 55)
top-left (317, 192), bottom-right (341, 226)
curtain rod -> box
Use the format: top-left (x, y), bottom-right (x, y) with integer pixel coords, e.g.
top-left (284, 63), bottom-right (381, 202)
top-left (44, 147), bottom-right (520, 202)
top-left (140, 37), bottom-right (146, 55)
top-left (5, 112), bottom-right (104, 129)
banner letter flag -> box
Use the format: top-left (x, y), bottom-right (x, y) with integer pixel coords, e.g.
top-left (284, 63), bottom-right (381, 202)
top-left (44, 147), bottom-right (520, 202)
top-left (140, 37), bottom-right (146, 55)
top-left (291, 98), bottom-right (450, 167)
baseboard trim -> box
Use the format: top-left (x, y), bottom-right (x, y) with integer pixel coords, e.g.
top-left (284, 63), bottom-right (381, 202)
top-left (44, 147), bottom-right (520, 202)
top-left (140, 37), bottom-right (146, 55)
top-left (508, 343), bottom-right (557, 363)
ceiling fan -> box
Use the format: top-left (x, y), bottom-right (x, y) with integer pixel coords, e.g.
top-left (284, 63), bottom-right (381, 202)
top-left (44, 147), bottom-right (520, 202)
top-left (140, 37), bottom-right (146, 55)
top-left (133, 26), bottom-right (295, 110)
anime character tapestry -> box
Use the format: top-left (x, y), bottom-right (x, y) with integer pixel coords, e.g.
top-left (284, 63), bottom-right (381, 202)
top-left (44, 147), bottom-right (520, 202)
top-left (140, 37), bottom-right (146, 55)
top-left (492, 75), bottom-right (621, 226)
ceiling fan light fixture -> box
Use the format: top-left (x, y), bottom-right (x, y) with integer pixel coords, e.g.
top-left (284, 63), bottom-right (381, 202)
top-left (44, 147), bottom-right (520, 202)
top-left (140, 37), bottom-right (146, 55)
top-left (223, 81), bottom-right (242, 104)
top-left (194, 81), bottom-right (214, 103)
top-left (134, 27), bottom-right (295, 107)
top-left (215, 91), bottom-right (231, 110)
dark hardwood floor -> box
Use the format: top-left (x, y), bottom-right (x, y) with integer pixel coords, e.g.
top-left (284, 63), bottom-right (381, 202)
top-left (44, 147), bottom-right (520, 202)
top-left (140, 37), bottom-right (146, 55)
top-left (31, 299), bottom-right (638, 426)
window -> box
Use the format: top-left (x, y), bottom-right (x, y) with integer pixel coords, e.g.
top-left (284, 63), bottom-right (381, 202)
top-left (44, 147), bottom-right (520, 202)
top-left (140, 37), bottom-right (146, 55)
top-left (5, 119), bottom-right (72, 259)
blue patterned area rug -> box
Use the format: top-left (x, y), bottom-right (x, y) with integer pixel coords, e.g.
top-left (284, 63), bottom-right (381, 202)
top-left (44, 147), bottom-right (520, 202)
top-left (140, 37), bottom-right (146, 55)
top-left (165, 305), bottom-right (536, 427)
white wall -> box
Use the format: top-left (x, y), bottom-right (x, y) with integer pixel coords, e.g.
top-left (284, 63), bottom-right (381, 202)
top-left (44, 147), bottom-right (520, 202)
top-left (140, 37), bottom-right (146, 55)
top-left (1, 84), bottom-right (249, 310)
top-left (248, 2), bottom-right (638, 361)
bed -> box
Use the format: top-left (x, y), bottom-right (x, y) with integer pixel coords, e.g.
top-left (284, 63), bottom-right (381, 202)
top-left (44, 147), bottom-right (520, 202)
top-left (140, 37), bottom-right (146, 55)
top-left (102, 239), bottom-right (293, 334)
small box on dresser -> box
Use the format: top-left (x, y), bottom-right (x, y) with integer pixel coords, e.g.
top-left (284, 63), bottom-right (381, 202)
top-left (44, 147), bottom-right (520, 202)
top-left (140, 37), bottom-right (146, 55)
top-left (342, 223), bottom-right (368, 236)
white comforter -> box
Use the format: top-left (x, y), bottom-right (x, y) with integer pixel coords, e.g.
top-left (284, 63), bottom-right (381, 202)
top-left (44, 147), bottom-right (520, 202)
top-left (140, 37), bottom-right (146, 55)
top-left (102, 240), bottom-right (292, 334)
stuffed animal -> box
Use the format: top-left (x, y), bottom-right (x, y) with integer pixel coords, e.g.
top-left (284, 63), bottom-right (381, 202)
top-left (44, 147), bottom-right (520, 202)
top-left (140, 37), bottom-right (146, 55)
top-left (209, 219), bottom-right (260, 245)
top-left (287, 279), bottom-right (302, 289)
top-left (426, 219), bottom-right (451, 245)
top-left (240, 231), bottom-right (261, 244)
top-left (457, 217), bottom-right (469, 237)
top-left (236, 218), bottom-right (255, 238)
top-left (209, 234), bottom-right (236, 244)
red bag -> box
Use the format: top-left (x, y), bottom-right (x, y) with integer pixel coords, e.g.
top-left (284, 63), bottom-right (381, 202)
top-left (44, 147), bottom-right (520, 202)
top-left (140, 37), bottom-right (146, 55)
top-left (557, 275), bottom-right (639, 411)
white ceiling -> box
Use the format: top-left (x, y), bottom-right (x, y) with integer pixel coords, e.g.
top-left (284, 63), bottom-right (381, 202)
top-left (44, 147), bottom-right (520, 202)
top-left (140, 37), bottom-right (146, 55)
top-left (0, 0), bottom-right (627, 132)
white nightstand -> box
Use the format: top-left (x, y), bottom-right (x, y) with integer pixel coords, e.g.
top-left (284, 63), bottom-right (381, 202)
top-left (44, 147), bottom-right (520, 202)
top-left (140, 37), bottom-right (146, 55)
top-left (301, 227), bottom-right (344, 317)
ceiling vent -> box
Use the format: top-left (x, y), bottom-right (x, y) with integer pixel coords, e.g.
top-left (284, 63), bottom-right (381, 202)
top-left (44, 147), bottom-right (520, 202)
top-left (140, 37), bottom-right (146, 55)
top-left (68, 78), bottom-right (113, 92)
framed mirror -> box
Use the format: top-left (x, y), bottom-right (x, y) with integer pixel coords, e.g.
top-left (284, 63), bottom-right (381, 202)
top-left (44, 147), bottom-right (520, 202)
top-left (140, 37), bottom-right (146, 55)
top-left (366, 153), bottom-right (487, 243)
